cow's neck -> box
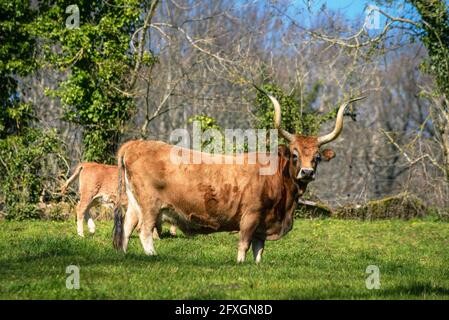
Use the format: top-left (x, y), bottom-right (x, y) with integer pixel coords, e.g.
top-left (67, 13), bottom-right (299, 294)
top-left (265, 173), bottom-right (309, 240)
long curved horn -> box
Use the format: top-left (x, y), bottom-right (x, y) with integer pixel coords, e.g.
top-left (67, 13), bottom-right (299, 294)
top-left (267, 94), bottom-right (295, 142)
top-left (317, 96), bottom-right (366, 146)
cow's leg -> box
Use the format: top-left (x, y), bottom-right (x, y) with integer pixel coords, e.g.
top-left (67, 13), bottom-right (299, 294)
top-left (140, 222), bottom-right (157, 256)
top-left (138, 200), bottom-right (161, 256)
top-left (237, 212), bottom-right (260, 263)
top-left (251, 238), bottom-right (265, 264)
top-left (122, 205), bottom-right (139, 253)
top-left (76, 196), bottom-right (94, 237)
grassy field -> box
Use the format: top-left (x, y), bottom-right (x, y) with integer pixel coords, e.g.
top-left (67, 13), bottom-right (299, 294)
top-left (0, 218), bottom-right (449, 299)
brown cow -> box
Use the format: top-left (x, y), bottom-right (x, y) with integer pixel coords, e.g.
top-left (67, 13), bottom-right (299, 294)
top-left (112, 93), bottom-right (364, 263)
top-left (61, 162), bottom-right (177, 238)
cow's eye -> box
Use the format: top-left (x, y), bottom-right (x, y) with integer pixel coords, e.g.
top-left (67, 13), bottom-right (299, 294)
top-left (293, 152), bottom-right (299, 163)
top-left (315, 154), bottom-right (321, 163)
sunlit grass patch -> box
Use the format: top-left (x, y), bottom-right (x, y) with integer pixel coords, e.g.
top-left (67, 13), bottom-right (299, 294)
top-left (0, 219), bottom-right (448, 299)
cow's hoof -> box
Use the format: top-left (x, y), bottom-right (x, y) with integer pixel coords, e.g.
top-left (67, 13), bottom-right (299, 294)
top-left (237, 251), bottom-right (246, 263)
top-left (87, 219), bottom-right (95, 234)
top-left (77, 233), bottom-right (84, 238)
top-left (145, 250), bottom-right (157, 256)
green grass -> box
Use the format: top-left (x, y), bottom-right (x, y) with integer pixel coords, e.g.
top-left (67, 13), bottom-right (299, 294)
top-left (1, 218), bottom-right (449, 299)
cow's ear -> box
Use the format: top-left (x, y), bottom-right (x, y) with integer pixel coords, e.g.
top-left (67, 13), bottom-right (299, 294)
top-left (277, 145), bottom-right (291, 176)
top-left (277, 144), bottom-right (290, 159)
top-left (321, 148), bottom-right (336, 161)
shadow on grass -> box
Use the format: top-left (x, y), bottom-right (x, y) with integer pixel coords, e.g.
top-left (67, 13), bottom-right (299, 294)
top-left (283, 281), bottom-right (449, 299)
top-left (380, 282), bottom-right (449, 297)
top-left (0, 234), bottom-right (238, 270)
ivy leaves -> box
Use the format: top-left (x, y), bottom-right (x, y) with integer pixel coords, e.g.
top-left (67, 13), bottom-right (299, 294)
top-left (254, 83), bottom-right (339, 139)
top-left (37, 0), bottom-right (157, 162)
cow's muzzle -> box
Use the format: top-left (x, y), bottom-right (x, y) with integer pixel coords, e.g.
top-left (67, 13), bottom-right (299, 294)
top-left (297, 168), bottom-right (315, 181)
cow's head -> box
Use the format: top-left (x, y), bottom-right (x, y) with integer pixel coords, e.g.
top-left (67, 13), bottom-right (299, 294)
top-left (269, 95), bottom-right (364, 183)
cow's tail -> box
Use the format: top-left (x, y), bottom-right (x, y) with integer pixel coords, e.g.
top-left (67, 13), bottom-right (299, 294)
top-left (61, 164), bottom-right (83, 194)
top-left (112, 152), bottom-right (126, 250)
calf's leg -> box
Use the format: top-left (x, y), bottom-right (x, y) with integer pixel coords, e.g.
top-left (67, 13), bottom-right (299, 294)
top-left (152, 213), bottom-right (163, 240)
top-left (169, 225), bottom-right (177, 236)
top-left (76, 196), bottom-right (94, 237)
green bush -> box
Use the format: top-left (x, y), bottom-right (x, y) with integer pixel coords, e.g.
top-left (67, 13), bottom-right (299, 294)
top-left (41, 202), bottom-right (73, 221)
top-left (253, 82), bottom-right (330, 137)
top-left (0, 128), bottom-right (64, 220)
top-left (188, 114), bottom-right (223, 150)
top-left (187, 115), bottom-right (251, 153)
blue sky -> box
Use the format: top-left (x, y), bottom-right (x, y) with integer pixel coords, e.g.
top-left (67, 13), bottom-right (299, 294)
top-left (296, 0), bottom-right (449, 20)
top-left (324, 0), bottom-right (371, 17)
top-left (294, 0), bottom-right (376, 20)
top-left (282, 0), bottom-right (413, 30)
top-left (276, 0), bottom-right (382, 31)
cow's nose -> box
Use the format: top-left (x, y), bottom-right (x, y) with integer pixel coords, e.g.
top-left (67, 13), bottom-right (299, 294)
top-left (298, 168), bottom-right (315, 180)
